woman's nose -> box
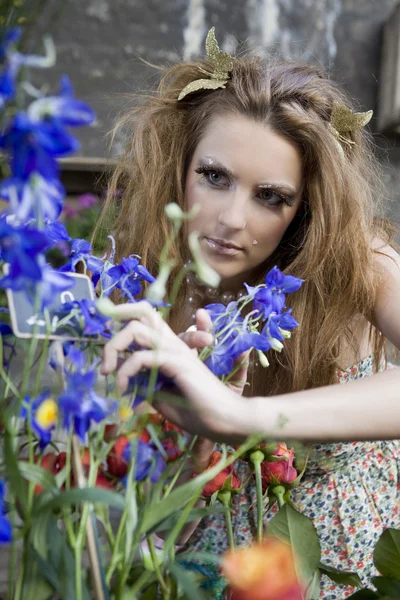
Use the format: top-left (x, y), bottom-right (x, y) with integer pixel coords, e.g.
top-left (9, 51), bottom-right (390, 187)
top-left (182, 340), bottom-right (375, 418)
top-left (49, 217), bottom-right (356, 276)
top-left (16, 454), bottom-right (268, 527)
top-left (217, 191), bottom-right (247, 231)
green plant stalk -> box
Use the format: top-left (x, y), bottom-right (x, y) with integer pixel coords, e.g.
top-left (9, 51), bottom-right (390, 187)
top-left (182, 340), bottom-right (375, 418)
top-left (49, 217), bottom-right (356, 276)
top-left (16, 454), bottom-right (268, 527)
top-left (219, 492), bottom-right (235, 550)
top-left (32, 309), bottom-right (52, 396)
top-left (126, 569), bottom-right (153, 597)
top-left (75, 546), bottom-right (83, 600)
top-left (162, 490), bottom-right (202, 557)
top-left (147, 533), bottom-right (168, 597)
top-left (249, 450), bottom-right (266, 544)
top-left (254, 460), bottom-right (264, 543)
top-left (106, 449), bottom-right (137, 585)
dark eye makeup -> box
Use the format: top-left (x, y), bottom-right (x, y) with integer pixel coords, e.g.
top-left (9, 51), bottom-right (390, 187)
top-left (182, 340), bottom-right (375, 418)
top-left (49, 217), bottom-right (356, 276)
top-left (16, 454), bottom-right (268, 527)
top-left (194, 163), bottom-right (296, 208)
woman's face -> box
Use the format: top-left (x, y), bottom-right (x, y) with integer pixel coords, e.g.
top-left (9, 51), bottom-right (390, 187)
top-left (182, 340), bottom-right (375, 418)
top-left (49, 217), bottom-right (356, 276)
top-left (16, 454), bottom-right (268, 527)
top-left (185, 113), bottom-right (303, 290)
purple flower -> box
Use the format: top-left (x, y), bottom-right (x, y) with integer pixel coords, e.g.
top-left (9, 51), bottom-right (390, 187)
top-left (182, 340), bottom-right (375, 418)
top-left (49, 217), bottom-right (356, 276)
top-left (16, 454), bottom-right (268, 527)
top-left (124, 369), bottom-right (168, 407)
top-left (0, 219), bottom-right (49, 288)
top-left (59, 362), bottom-right (115, 441)
top-left (61, 298), bottom-right (111, 337)
top-left (0, 174), bottom-right (65, 222)
top-left (20, 390), bottom-right (58, 450)
top-left (77, 193), bottom-right (98, 209)
top-left (267, 310), bottom-right (299, 342)
top-left (123, 439), bottom-right (166, 483)
top-left (60, 238), bottom-right (104, 274)
top-left (0, 481), bottom-right (12, 544)
top-left (265, 266), bottom-right (304, 294)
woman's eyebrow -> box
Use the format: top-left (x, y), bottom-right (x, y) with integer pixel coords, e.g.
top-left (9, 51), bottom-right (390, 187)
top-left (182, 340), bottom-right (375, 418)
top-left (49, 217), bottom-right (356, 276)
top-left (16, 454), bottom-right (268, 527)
top-left (201, 156), bottom-right (236, 179)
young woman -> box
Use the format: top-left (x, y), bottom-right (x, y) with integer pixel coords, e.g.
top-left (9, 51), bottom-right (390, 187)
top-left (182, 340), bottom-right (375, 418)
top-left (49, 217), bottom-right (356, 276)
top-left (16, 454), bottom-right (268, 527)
top-left (98, 30), bottom-right (400, 599)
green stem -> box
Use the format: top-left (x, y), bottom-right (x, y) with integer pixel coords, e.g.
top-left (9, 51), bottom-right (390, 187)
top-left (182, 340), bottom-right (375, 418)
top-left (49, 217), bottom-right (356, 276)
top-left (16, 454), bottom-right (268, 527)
top-left (225, 507), bottom-right (235, 550)
top-left (147, 534), bottom-right (168, 596)
top-left (127, 570), bottom-right (153, 597)
top-left (75, 547), bottom-right (82, 600)
top-left (250, 452), bottom-right (265, 543)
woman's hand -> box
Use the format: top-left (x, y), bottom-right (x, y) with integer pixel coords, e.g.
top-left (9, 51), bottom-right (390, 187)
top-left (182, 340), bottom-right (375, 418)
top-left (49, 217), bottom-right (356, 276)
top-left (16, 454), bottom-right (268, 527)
top-left (101, 302), bottom-right (250, 442)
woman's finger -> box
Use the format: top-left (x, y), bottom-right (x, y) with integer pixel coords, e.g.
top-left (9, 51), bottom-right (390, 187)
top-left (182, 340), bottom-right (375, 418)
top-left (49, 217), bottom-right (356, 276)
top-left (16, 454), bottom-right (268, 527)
top-left (178, 329), bottom-right (213, 350)
top-left (115, 348), bottom-right (184, 393)
top-left (102, 320), bottom-right (170, 375)
top-left (195, 308), bottom-right (212, 333)
top-left (108, 301), bottom-right (161, 328)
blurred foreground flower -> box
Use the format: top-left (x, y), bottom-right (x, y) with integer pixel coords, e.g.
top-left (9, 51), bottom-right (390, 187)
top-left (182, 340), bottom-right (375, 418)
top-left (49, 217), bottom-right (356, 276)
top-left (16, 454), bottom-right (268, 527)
top-left (222, 537), bottom-right (303, 600)
top-left (0, 481), bottom-right (12, 544)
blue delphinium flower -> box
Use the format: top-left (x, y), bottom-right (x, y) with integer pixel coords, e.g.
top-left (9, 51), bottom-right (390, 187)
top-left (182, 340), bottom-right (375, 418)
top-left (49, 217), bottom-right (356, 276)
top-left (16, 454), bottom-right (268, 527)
top-left (0, 219), bottom-right (49, 288)
top-left (122, 439), bottom-right (166, 483)
top-left (0, 173), bottom-right (65, 222)
top-left (0, 481), bottom-right (12, 544)
top-left (58, 348), bottom-right (116, 441)
top-left (20, 390), bottom-right (58, 450)
top-left (203, 266), bottom-right (303, 376)
top-left (245, 266), bottom-right (304, 321)
top-left (60, 298), bottom-right (111, 337)
top-left (267, 310), bottom-right (299, 342)
top-left (0, 27), bottom-right (55, 109)
top-left (124, 369), bottom-right (169, 407)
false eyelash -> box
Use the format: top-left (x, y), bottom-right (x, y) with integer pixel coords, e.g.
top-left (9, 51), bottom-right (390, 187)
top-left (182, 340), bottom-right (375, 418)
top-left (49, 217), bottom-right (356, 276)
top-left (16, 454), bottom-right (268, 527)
top-left (194, 164), bottom-right (229, 178)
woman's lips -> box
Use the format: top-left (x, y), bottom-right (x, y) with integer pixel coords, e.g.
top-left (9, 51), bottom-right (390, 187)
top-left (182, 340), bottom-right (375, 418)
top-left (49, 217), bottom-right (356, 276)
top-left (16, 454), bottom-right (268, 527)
top-left (204, 237), bottom-right (244, 256)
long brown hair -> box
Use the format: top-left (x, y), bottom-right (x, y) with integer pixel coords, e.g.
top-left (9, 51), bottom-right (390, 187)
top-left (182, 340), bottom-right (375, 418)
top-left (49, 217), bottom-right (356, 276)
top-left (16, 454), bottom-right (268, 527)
top-left (93, 53), bottom-right (396, 396)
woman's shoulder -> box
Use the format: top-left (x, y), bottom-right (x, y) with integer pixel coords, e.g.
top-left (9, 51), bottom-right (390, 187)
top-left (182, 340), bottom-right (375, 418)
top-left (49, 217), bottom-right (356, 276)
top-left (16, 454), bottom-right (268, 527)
top-left (371, 236), bottom-right (400, 279)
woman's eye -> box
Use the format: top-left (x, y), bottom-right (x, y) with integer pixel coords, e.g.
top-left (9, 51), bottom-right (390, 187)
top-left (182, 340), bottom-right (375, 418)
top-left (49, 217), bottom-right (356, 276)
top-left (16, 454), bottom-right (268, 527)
top-left (195, 167), bottom-right (230, 187)
top-left (206, 170), bottom-right (229, 186)
top-left (258, 189), bottom-right (284, 206)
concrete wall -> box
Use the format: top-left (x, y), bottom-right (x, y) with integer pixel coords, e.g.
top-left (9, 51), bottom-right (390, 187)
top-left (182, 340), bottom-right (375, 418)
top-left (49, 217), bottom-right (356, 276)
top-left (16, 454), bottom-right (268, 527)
top-left (27, 0), bottom-right (400, 212)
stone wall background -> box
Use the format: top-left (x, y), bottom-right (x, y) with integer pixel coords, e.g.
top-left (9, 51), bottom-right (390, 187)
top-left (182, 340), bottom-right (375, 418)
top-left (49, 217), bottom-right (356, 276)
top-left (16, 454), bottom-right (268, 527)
top-left (26, 0), bottom-right (400, 218)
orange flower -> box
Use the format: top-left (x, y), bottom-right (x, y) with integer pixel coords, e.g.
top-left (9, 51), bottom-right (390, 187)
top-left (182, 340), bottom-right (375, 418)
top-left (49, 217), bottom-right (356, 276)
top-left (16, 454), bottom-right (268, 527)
top-left (222, 538), bottom-right (303, 600)
top-left (201, 451), bottom-right (240, 497)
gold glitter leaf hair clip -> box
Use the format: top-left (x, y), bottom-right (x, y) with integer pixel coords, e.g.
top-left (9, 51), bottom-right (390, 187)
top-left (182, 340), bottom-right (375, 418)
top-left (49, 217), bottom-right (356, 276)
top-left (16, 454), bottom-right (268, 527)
top-left (329, 104), bottom-right (373, 148)
top-left (178, 27), bottom-right (234, 101)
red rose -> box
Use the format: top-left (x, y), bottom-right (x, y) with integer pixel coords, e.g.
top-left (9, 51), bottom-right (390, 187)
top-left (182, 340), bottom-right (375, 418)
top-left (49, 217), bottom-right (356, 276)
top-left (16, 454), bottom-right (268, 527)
top-left (201, 451), bottom-right (240, 497)
top-left (106, 436), bottom-right (130, 477)
top-left (261, 443), bottom-right (297, 489)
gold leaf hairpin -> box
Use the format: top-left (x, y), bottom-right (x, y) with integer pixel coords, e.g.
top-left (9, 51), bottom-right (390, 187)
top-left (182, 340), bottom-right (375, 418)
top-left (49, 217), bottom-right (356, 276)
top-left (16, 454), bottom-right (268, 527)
top-left (329, 105), bottom-right (373, 148)
top-left (178, 27), bottom-right (234, 101)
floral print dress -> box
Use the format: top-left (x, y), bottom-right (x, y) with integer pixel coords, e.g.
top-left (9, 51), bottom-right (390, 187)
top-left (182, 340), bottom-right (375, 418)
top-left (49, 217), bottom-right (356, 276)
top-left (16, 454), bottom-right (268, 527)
top-left (185, 356), bottom-right (400, 599)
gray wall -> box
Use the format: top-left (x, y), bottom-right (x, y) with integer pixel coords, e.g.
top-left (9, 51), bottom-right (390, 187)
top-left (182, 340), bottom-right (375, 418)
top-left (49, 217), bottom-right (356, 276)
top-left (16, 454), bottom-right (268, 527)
top-left (28, 0), bottom-right (400, 214)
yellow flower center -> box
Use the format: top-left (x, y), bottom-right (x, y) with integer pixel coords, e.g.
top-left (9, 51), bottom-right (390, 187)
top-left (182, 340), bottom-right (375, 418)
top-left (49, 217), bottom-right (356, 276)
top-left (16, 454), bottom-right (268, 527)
top-left (119, 405), bottom-right (133, 421)
top-left (35, 398), bottom-right (58, 430)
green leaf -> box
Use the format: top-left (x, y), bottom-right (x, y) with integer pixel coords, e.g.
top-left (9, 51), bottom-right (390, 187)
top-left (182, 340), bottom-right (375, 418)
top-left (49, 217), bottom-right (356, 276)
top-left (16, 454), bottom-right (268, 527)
top-left (168, 562), bottom-right (208, 600)
top-left (36, 487), bottom-right (126, 513)
top-left (319, 563), bottom-right (362, 588)
top-left (371, 576), bottom-right (400, 596)
top-left (18, 460), bottom-right (57, 491)
top-left (140, 582), bottom-right (159, 600)
top-left (30, 517), bottom-right (91, 600)
top-left (374, 528), bottom-right (400, 578)
top-left (139, 447), bottom-right (228, 534)
top-left (89, 510), bottom-right (112, 600)
top-left (3, 429), bottom-right (28, 517)
top-left (22, 544), bottom-right (55, 600)
top-left (267, 504), bottom-right (321, 598)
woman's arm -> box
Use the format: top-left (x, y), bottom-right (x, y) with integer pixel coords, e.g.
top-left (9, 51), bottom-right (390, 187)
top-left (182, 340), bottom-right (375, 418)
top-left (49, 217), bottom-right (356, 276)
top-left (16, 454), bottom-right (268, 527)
top-left (101, 256), bottom-right (400, 443)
